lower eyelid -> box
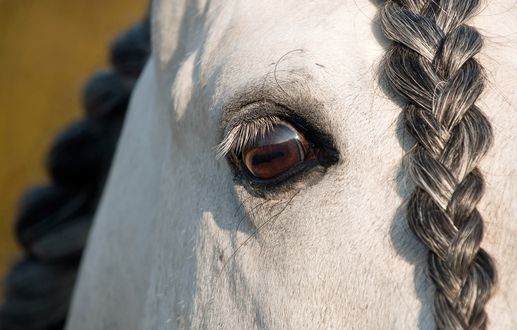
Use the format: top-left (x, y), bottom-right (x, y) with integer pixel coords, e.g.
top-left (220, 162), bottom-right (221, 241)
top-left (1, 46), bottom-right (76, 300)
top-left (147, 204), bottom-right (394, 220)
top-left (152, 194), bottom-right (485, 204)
top-left (240, 158), bottom-right (321, 187)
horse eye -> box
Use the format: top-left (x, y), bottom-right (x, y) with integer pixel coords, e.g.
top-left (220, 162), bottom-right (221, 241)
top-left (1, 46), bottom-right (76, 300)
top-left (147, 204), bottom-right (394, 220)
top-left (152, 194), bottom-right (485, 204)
top-left (242, 123), bottom-right (313, 180)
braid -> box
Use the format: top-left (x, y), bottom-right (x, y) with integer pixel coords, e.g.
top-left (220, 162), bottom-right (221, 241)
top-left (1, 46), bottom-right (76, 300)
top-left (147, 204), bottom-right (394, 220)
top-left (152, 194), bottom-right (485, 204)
top-left (0, 15), bottom-right (150, 330)
top-left (380, 1), bottom-right (497, 329)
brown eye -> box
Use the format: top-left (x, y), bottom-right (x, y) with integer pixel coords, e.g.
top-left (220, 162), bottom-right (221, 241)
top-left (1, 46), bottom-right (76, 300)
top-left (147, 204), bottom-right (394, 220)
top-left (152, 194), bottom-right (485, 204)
top-left (242, 123), bottom-right (312, 180)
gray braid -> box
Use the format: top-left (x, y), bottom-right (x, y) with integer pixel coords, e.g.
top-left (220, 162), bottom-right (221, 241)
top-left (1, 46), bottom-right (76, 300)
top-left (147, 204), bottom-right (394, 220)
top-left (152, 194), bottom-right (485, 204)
top-left (380, 1), bottom-right (497, 329)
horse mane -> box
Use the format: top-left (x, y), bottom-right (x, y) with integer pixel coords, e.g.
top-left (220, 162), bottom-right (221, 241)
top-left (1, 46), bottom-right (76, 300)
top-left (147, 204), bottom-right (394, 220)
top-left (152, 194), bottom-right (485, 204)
top-left (380, 0), bottom-right (497, 328)
top-left (0, 14), bottom-right (150, 330)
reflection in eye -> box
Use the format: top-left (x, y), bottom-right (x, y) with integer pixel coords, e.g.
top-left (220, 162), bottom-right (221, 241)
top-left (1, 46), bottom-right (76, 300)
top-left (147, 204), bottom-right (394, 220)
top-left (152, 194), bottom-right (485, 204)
top-left (242, 123), bottom-right (313, 180)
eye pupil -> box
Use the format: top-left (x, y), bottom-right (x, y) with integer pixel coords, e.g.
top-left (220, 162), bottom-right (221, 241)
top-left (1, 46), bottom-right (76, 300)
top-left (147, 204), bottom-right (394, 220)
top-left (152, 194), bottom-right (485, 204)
top-left (251, 149), bottom-right (286, 166)
top-left (242, 123), bottom-right (308, 180)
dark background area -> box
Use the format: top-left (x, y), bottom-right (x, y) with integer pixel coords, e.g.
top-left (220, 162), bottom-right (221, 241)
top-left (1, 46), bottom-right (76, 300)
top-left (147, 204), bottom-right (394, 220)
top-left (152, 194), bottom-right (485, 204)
top-left (0, 0), bottom-right (147, 296)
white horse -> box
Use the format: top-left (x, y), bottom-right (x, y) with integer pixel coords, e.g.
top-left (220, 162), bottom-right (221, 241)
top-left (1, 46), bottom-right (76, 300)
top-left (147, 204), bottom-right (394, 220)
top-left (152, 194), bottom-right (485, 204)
top-left (67, 0), bottom-right (517, 328)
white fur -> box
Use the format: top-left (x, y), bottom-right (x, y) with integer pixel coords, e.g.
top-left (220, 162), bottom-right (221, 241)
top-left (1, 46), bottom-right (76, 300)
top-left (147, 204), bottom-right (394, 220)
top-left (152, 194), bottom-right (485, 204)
top-left (67, 1), bottom-right (517, 329)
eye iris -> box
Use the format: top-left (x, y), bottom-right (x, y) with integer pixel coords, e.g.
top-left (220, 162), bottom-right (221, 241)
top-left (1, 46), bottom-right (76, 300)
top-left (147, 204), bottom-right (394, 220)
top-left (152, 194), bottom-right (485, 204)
top-left (243, 124), bottom-right (305, 180)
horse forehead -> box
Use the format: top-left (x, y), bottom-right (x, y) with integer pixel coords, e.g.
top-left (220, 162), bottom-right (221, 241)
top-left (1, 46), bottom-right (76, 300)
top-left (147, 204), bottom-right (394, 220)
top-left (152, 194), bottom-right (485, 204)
top-left (209, 0), bottom-right (370, 38)
top-left (204, 3), bottom-right (380, 79)
top-left (154, 0), bottom-right (381, 79)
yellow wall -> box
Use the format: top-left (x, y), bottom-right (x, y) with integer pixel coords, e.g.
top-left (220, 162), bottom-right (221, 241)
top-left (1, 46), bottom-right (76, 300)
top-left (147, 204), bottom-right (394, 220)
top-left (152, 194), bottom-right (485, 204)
top-left (0, 0), bottom-right (147, 293)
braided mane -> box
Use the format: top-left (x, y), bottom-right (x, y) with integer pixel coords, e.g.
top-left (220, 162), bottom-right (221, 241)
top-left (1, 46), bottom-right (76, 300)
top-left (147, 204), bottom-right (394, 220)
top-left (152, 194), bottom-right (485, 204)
top-left (380, 1), bottom-right (496, 329)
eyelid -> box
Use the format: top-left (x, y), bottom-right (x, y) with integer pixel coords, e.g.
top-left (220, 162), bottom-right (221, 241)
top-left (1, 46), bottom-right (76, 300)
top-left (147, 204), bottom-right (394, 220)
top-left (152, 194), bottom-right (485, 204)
top-left (216, 113), bottom-right (281, 159)
top-left (217, 100), bottom-right (335, 159)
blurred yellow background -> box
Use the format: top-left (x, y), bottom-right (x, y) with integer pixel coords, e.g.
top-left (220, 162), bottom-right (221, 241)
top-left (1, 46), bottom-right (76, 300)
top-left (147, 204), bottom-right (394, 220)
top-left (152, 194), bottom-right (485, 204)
top-left (0, 0), bottom-right (147, 292)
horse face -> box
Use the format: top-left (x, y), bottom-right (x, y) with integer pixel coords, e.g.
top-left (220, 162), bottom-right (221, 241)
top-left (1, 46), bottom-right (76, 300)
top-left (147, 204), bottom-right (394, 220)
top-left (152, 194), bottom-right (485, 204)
top-left (68, 1), bottom-right (517, 329)
top-left (145, 1), bottom-right (425, 328)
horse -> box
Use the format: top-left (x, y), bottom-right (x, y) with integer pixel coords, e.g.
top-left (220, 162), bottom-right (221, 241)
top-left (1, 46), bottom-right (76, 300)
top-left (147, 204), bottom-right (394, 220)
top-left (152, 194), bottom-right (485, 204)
top-left (3, 0), bottom-right (517, 329)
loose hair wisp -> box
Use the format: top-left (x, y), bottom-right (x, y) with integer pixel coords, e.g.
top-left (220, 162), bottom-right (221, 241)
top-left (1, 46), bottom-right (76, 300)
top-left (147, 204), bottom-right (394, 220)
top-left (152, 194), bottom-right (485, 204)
top-left (380, 1), bottom-right (497, 329)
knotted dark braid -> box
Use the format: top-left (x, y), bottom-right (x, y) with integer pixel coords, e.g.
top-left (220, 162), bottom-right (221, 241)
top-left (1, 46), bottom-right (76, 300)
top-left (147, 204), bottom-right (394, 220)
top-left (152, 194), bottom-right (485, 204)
top-left (380, 1), bottom-right (497, 329)
top-left (0, 14), bottom-right (150, 330)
